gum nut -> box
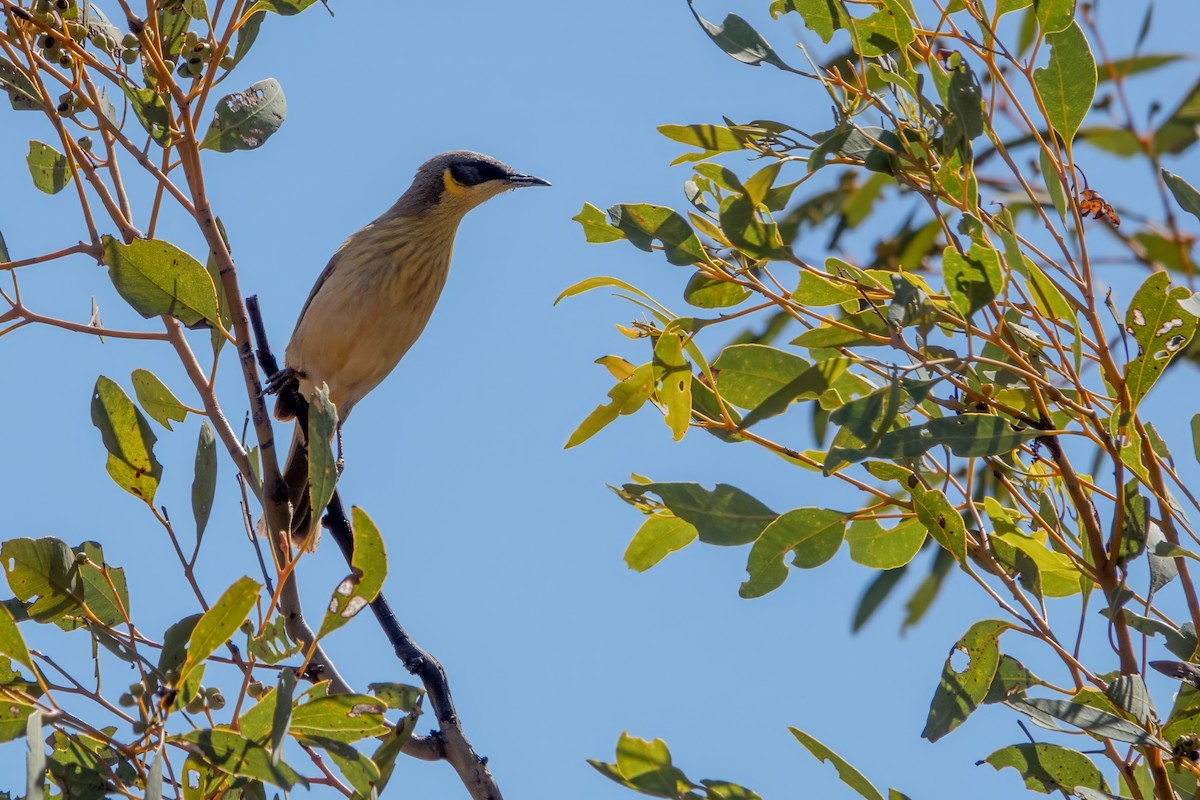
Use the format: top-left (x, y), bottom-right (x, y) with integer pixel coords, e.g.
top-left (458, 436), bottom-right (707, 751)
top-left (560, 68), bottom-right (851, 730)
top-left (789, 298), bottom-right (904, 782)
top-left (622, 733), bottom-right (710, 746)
top-left (121, 33), bottom-right (138, 47)
top-left (57, 52), bottom-right (72, 68)
top-left (219, 55), bottom-right (234, 69)
top-left (122, 48), bottom-right (138, 64)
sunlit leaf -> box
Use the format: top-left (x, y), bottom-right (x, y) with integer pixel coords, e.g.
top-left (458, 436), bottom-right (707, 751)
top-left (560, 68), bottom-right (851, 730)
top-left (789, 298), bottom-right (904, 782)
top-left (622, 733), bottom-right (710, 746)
top-left (25, 141), bottom-right (71, 194)
top-left (1124, 271), bottom-right (1198, 411)
top-left (181, 577), bottom-right (261, 685)
top-left (624, 482), bottom-right (776, 546)
top-left (91, 376), bottom-right (162, 504)
top-left (318, 506), bottom-right (387, 639)
top-left (101, 236), bottom-right (222, 330)
top-left (131, 369), bottom-right (188, 430)
top-left (846, 518), bottom-right (927, 570)
top-left (1032, 21), bottom-right (1095, 145)
top-left (923, 620), bottom-right (1010, 741)
top-left (984, 743), bottom-right (1107, 794)
top-left (740, 509), bottom-right (847, 597)
top-left (790, 728), bottom-right (885, 800)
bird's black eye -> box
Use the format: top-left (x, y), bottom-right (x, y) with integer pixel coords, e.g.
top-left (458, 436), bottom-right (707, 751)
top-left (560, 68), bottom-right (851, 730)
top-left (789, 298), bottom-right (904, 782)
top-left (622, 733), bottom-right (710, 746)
top-left (449, 159), bottom-right (509, 187)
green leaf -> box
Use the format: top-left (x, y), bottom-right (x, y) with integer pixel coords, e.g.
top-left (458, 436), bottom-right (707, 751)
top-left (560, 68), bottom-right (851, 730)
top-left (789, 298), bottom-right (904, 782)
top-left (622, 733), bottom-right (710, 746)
top-left (121, 84), bottom-right (172, 146)
top-left (1033, 21), bottom-right (1095, 145)
top-left (693, 11), bottom-right (793, 71)
top-left (992, 531), bottom-right (1083, 598)
top-left (289, 694), bottom-right (388, 743)
top-left (192, 422), bottom-right (217, 547)
top-left (249, 0), bottom-right (319, 14)
top-left (786, 0), bottom-right (845, 43)
top-left (792, 271), bottom-right (860, 306)
top-left (791, 310), bottom-right (890, 348)
top-left (566, 363), bottom-right (655, 448)
top-left (131, 369), bottom-right (188, 430)
top-left (573, 203), bottom-right (626, 244)
top-left (0, 56), bottom-right (40, 110)
top-left (1019, 698), bottom-right (1168, 747)
top-left (658, 124), bottom-right (745, 152)
top-left (849, 0), bottom-right (914, 57)
top-left (720, 195), bottom-right (785, 259)
top-left (609, 204), bottom-right (707, 266)
top-left (984, 654), bottom-right (1043, 704)
top-left (1153, 79), bottom-right (1200, 156)
top-left (654, 331), bottom-right (692, 440)
top-left (683, 271), bottom-right (749, 309)
top-left (306, 383), bottom-right (339, 537)
top-left (1124, 271), bottom-right (1198, 410)
top-left (738, 359), bottom-right (851, 429)
top-left (318, 506), bottom-right (387, 639)
top-left (625, 482), bottom-right (777, 546)
top-left (789, 728), bottom-right (885, 800)
top-left (1034, 0), bottom-right (1075, 34)
top-left (589, 733), bottom-right (691, 797)
top-left (624, 516), bottom-right (699, 572)
top-left (181, 577), bottom-right (260, 685)
top-left (922, 620), bottom-right (1010, 741)
top-left (91, 376), bottom-right (162, 504)
top-left (853, 568), bottom-right (906, 632)
top-left (25, 141), bottom-right (72, 194)
top-left (1192, 413), bottom-right (1200, 466)
top-left (943, 243), bottom-right (1002, 318)
top-left (712, 344), bottom-right (810, 409)
top-left (179, 728), bottom-right (305, 789)
top-left (367, 682), bottom-right (424, 713)
top-left (0, 602), bottom-right (33, 672)
top-left (101, 236), bottom-right (222, 330)
top-left (1162, 170), bottom-right (1200, 222)
top-left (201, 78), bottom-right (286, 152)
top-left (269, 669), bottom-right (295, 766)
top-left (846, 518), bottom-right (927, 569)
top-left (909, 483), bottom-right (967, 563)
top-left (230, 11), bottom-right (265, 68)
top-left (0, 538), bottom-right (83, 623)
top-left (984, 743), bottom-right (1107, 794)
top-left (831, 413), bottom-right (1040, 469)
top-left (72, 541), bottom-right (130, 629)
top-left (0, 228), bottom-right (8, 262)
top-left (740, 509), bottom-right (847, 598)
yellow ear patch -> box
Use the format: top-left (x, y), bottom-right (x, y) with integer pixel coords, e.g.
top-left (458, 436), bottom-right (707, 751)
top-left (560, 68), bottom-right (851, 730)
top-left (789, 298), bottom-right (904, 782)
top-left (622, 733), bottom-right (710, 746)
top-left (442, 168), bottom-right (472, 198)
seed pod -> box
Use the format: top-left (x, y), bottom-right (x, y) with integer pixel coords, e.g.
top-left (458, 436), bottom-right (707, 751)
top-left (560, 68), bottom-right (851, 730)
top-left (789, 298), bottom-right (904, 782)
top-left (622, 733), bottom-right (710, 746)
top-left (78, 135), bottom-right (92, 150)
top-left (121, 32), bottom-right (138, 48)
top-left (57, 51), bottom-right (72, 68)
top-left (118, 693), bottom-right (135, 707)
top-left (129, 681), bottom-right (146, 697)
top-left (122, 48), bottom-right (138, 64)
top-left (219, 55), bottom-right (234, 69)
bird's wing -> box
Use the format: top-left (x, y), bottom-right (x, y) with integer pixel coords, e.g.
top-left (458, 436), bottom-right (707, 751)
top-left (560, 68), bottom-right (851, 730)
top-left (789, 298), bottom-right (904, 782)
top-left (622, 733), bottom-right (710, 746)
top-left (292, 248), bottom-right (343, 333)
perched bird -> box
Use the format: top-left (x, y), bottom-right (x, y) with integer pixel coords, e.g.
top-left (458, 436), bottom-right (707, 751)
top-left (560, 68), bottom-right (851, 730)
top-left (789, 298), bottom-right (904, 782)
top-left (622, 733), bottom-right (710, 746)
top-left (271, 151), bottom-right (549, 547)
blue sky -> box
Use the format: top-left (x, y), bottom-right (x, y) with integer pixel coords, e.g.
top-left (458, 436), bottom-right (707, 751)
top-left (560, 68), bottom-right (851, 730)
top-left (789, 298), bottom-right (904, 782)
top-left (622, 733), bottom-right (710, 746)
top-left (2, 0), bottom-right (1200, 797)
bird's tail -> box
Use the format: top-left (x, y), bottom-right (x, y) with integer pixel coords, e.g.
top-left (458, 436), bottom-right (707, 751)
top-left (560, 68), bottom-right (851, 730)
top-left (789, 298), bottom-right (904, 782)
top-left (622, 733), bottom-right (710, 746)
top-left (281, 425), bottom-right (320, 551)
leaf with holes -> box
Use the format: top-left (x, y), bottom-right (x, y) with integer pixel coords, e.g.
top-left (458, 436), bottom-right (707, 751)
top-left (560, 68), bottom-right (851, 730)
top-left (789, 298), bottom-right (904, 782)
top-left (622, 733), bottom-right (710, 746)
top-left (318, 507), bottom-right (386, 639)
top-left (201, 78), bottom-right (286, 152)
top-left (1124, 271), bottom-right (1198, 410)
top-left (923, 620), bottom-right (1011, 741)
top-left (0, 538), bottom-right (83, 623)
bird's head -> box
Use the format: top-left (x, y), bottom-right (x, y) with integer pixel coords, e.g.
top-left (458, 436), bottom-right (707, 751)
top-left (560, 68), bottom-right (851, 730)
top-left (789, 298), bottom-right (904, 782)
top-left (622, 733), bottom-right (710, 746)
top-left (394, 151), bottom-right (550, 218)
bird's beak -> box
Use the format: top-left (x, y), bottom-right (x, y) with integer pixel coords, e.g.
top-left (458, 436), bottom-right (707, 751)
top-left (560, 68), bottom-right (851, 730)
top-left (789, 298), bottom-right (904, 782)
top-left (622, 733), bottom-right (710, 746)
top-left (506, 173), bottom-right (551, 188)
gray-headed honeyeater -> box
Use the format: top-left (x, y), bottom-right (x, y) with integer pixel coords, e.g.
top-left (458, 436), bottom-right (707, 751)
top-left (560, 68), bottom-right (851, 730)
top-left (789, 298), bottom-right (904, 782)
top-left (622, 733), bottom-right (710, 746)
top-left (269, 151), bottom-right (549, 547)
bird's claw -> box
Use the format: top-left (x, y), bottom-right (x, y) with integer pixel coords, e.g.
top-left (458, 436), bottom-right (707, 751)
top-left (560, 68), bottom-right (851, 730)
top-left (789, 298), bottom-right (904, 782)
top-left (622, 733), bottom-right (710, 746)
top-left (264, 367), bottom-right (298, 397)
